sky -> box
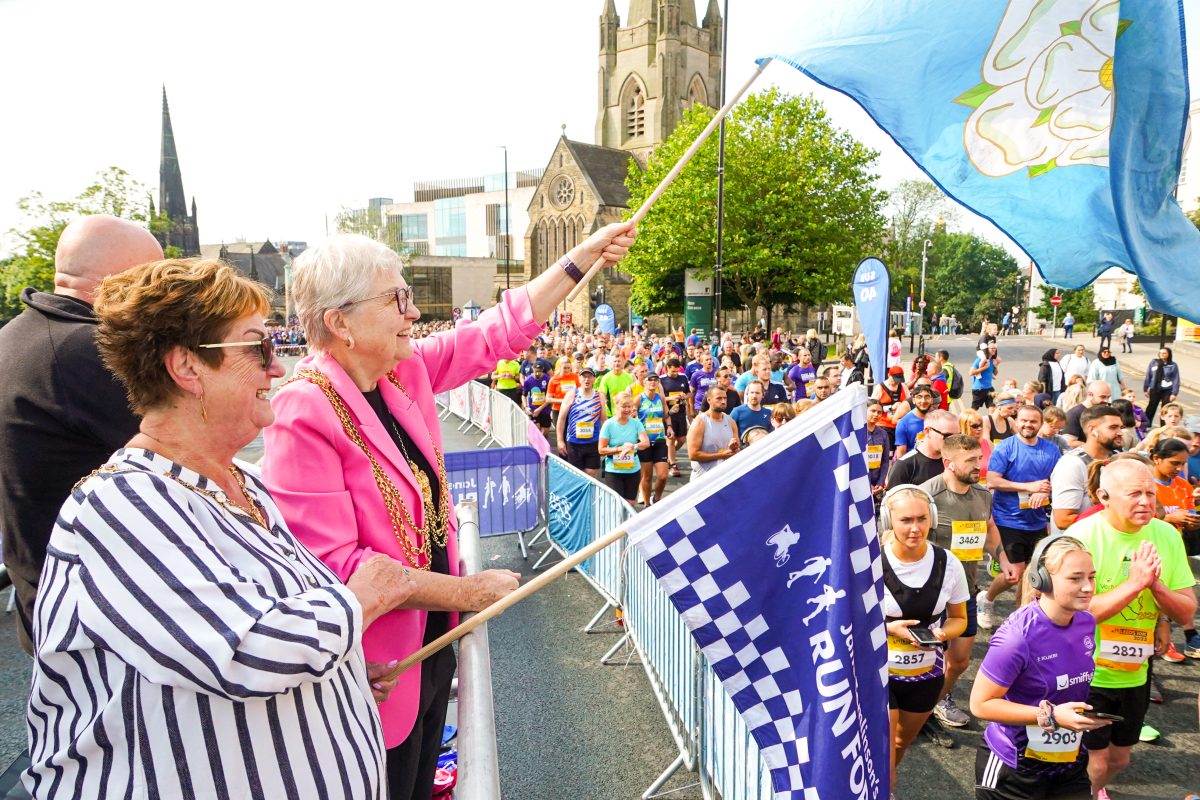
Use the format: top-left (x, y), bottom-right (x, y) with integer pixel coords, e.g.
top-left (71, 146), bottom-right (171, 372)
top-left (1, 0), bottom-right (1198, 257)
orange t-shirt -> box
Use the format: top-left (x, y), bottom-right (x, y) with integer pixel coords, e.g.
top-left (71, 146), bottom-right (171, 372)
top-left (548, 373), bottom-right (578, 410)
top-left (1155, 476), bottom-right (1194, 530)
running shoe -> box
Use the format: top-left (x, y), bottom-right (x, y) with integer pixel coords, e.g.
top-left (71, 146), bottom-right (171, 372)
top-left (920, 718), bottom-right (956, 748)
top-left (668, 463), bottom-right (681, 478)
top-left (1162, 643), bottom-right (1185, 663)
top-left (976, 590), bottom-right (997, 630)
top-left (1139, 724), bottom-right (1160, 742)
top-left (932, 695), bottom-right (970, 727)
top-left (1184, 632), bottom-right (1200, 659)
top-left (1149, 679), bottom-right (1164, 704)
top-left (1095, 790), bottom-right (1111, 800)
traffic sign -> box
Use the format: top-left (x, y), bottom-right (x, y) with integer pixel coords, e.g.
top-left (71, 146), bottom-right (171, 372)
top-left (918, 300), bottom-right (926, 309)
top-left (1050, 295), bottom-right (1062, 306)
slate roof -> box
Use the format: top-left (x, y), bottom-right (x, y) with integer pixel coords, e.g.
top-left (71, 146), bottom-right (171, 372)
top-left (565, 140), bottom-right (635, 208)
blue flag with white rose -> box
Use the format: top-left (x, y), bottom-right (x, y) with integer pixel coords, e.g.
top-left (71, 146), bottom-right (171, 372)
top-left (763, 1), bottom-right (1200, 321)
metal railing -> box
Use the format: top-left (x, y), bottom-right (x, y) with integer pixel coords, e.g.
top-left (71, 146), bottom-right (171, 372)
top-left (437, 382), bottom-right (776, 800)
top-left (453, 501), bottom-right (502, 799)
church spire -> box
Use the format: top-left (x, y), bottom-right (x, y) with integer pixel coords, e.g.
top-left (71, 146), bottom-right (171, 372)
top-left (159, 86), bottom-right (188, 222)
top-left (703, 0), bottom-right (722, 29)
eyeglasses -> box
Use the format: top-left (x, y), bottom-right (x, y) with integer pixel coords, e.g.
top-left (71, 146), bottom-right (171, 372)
top-left (968, 422), bottom-right (984, 429)
top-left (926, 428), bottom-right (958, 437)
top-left (340, 286), bottom-right (414, 315)
top-left (197, 336), bottom-right (275, 370)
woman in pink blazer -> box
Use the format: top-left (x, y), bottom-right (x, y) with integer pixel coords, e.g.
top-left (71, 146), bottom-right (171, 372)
top-left (262, 222), bottom-right (635, 800)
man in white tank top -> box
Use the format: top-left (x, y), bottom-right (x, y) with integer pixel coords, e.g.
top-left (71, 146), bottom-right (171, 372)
top-left (687, 385), bottom-right (740, 482)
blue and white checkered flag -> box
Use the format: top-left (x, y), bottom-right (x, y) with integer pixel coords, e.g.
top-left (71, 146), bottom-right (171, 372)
top-left (628, 385), bottom-right (890, 799)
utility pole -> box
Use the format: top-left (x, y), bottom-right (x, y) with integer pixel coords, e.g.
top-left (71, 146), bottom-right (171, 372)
top-left (499, 145), bottom-right (511, 290)
top-left (713, 0), bottom-right (729, 334)
top-left (918, 239), bottom-right (931, 355)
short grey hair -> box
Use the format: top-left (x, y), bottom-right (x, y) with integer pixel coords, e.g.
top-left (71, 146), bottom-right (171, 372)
top-left (292, 234), bottom-right (405, 350)
top-left (924, 409), bottom-right (956, 430)
top-left (1099, 458), bottom-right (1152, 496)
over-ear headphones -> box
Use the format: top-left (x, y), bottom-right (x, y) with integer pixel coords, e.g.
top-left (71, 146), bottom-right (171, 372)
top-left (879, 484), bottom-right (939, 532)
top-left (1027, 535), bottom-right (1085, 594)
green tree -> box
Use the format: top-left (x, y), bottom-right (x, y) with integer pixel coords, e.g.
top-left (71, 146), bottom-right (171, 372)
top-left (621, 88), bottom-right (887, 319)
top-left (1033, 283), bottom-right (1097, 327)
top-left (920, 231), bottom-right (1024, 329)
top-left (882, 179), bottom-right (958, 296)
top-left (335, 206), bottom-right (410, 256)
top-left (1, 167), bottom-right (155, 323)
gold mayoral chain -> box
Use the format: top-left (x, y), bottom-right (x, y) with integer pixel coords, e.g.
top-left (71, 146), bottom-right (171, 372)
top-left (288, 368), bottom-right (450, 569)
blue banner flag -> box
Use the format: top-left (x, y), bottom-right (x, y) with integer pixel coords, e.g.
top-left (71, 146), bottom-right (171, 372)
top-left (445, 447), bottom-right (541, 537)
top-left (765, 1), bottom-right (1200, 321)
top-left (853, 257), bottom-right (891, 384)
top-left (627, 386), bottom-right (889, 799)
top-left (548, 456), bottom-right (596, 570)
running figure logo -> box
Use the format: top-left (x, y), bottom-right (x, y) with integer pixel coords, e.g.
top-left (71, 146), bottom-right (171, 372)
top-left (802, 585), bottom-right (847, 626)
top-left (787, 556), bottom-right (832, 588)
top-left (766, 524), bottom-right (801, 567)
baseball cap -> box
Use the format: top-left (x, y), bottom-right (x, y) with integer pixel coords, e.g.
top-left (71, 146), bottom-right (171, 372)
top-left (645, 372), bottom-right (660, 381)
top-left (573, 351), bottom-right (584, 359)
top-left (580, 367), bottom-right (596, 376)
top-left (1185, 416), bottom-right (1200, 434)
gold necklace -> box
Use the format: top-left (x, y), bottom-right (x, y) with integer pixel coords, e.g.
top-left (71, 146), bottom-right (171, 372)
top-left (285, 368), bottom-right (450, 569)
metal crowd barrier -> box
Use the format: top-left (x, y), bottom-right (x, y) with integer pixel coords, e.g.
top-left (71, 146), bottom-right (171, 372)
top-left (436, 383), bottom-right (774, 800)
top-left (453, 501), bottom-right (503, 799)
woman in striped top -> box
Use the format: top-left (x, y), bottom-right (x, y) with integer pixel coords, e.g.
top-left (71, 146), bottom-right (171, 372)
top-left (25, 259), bottom-right (419, 798)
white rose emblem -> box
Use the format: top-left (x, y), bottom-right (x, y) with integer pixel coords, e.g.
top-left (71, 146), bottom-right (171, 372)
top-left (955, 0), bottom-right (1130, 178)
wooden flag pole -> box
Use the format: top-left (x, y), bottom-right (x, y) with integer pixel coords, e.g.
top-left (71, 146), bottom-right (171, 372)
top-left (384, 526), bottom-right (630, 680)
top-left (566, 58), bottom-right (772, 302)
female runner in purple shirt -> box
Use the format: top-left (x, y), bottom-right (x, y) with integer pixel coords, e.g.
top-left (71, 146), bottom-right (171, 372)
top-left (970, 536), bottom-right (1112, 799)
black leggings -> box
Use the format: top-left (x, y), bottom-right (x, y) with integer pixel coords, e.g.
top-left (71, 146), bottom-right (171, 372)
top-left (1145, 388), bottom-right (1172, 426)
top-left (604, 470), bottom-right (642, 502)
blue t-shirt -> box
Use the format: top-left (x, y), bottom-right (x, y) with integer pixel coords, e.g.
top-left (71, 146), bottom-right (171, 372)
top-left (734, 370), bottom-right (756, 394)
top-left (894, 411), bottom-right (927, 451)
top-left (730, 405), bottom-right (771, 435)
top-left (972, 356), bottom-right (996, 390)
top-left (637, 394), bottom-right (667, 442)
top-left (988, 436), bottom-right (1062, 529)
top-left (1188, 451), bottom-right (1200, 485)
top-left (600, 417), bottom-right (646, 473)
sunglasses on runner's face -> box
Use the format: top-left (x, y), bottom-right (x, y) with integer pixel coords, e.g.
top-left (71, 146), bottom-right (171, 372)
top-left (197, 336), bottom-right (275, 370)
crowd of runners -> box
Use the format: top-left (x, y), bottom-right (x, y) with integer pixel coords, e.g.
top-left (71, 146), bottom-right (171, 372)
top-left (489, 321), bottom-right (1200, 800)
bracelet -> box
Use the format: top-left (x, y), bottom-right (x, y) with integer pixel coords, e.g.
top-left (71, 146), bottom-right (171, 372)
top-left (1036, 700), bottom-right (1057, 732)
top-left (559, 255), bottom-right (585, 284)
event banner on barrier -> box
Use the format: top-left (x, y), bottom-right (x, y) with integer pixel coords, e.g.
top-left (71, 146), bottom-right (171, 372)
top-left (626, 386), bottom-right (890, 799)
top-left (548, 457), bottom-right (595, 572)
top-left (444, 447), bottom-right (541, 537)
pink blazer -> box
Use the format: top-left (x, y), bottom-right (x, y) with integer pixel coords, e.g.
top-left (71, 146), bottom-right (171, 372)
top-left (262, 287), bottom-right (542, 747)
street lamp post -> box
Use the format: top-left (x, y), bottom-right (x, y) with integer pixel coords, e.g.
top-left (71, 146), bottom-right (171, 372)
top-left (713, 0), bottom-right (729, 334)
top-left (918, 238), bottom-right (931, 354)
top-left (499, 145), bottom-right (511, 290)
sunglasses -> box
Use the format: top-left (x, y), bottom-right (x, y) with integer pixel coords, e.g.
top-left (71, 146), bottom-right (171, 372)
top-left (198, 336), bottom-right (275, 370)
top-left (340, 286), bottom-right (414, 315)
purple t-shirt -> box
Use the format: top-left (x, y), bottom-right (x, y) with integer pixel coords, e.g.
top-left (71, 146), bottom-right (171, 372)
top-left (788, 363), bottom-right (817, 401)
top-left (690, 369), bottom-right (717, 411)
top-left (979, 602), bottom-right (1097, 772)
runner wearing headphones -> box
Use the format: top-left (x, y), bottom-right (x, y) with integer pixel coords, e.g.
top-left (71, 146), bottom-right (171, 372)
top-left (880, 485), bottom-right (969, 797)
top-left (970, 536), bottom-right (1111, 800)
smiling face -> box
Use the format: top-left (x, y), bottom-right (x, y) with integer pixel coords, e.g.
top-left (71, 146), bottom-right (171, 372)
top-left (203, 311), bottom-right (287, 444)
top-left (1015, 407), bottom-right (1042, 441)
top-left (1047, 549), bottom-right (1095, 612)
top-left (336, 268), bottom-right (421, 371)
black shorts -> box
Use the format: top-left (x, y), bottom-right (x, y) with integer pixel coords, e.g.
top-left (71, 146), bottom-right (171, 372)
top-left (1081, 682), bottom-right (1150, 750)
top-left (888, 676), bottom-right (942, 713)
top-left (530, 410), bottom-right (551, 427)
top-left (667, 413), bottom-right (688, 438)
top-left (997, 526), bottom-right (1047, 565)
top-left (604, 470), bottom-right (641, 501)
top-left (975, 744), bottom-right (1090, 800)
top-left (963, 594), bottom-right (978, 639)
top-left (643, 439), bottom-right (669, 464)
top-left (566, 441), bottom-right (600, 470)
top-left (972, 388), bottom-right (994, 410)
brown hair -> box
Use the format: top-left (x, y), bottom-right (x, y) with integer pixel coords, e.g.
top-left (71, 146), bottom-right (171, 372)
top-left (95, 259), bottom-right (269, 413)
top-left (941, 433), bottom-right (980, 456)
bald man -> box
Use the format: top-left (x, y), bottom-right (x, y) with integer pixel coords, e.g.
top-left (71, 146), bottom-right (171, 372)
top-left (0, 215), bottom-right (163, 653)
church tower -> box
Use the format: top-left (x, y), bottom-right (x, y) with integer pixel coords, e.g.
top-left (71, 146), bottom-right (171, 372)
top-left (156, 87), bottom-right (200, 256)
top-left (595, 0), bottom-right (722, 162)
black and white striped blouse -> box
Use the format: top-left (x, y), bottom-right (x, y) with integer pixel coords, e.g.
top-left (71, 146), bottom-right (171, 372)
top-left (25, 448), bottom-right (386, 799)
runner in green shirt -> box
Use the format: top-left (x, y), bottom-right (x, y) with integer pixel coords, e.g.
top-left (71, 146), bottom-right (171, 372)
top-left (1065, 458), bottom-right (1196, 798)
top-left (596, 358), bottom-right (635, 415)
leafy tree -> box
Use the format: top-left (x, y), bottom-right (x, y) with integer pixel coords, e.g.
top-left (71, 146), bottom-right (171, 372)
top-left (1, 167), bottom-right (155, 323)
top-left (919, 230), bottom-right (1024, 329)
top-left (335, 206), bottom-right (410, 257)
top-left (1033, 282), bottom-right (1097, 327)
top-left (621, 88), bottom-right (886, 319)
top-left (882, 180), bottom-right (958, 295)
top-left (1188, 205), bottom-right (1200, 231)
